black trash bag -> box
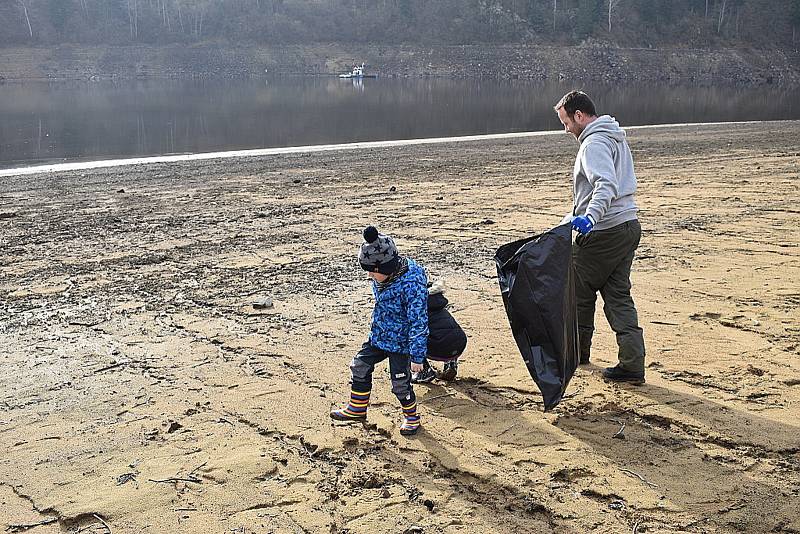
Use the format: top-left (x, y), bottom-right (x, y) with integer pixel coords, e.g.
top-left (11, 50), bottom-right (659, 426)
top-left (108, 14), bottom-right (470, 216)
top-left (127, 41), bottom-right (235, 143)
top-left (494, 223), bottom-right (578, 411)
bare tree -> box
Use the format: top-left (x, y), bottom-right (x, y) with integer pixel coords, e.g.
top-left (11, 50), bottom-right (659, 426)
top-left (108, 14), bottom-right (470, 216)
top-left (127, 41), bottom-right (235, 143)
top-left (791, 0), bottom-right (800, 48)
top-left (127, 0), bottom-right (139, 39)
top-left (735, 2), bottom-right (741, 37)
top-left (17, 0), bottom-right (33, 38)
top-left (190, 2), bottom-right (208, 38)
top-left (176, 0), bottom-right (184, 33)
top-left (161, 0), bottom-right (171, 30)
top-left (553, 0), bottom-right (557, 32)
top-left (608, 0), bottom-right (622, 33)
top-left (717, 0), bottom-right (728, 33)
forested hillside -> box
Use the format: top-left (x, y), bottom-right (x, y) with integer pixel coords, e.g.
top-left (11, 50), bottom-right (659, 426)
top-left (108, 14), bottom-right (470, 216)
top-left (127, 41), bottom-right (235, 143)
top-left (2, 0), bottom-right (800, 49)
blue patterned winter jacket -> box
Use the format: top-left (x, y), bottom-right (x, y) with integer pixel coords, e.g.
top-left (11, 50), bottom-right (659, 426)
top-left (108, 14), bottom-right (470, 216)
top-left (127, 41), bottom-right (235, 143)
top-left (369, 259), bottom-right (429, 363)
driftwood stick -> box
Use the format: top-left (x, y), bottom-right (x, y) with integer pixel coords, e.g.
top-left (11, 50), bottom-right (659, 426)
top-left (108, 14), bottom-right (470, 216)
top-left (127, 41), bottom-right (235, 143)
top-left (188, 462), bottom-right (207, 476)
top-left (92, 513), bottom-right (112, 533)
top-left (613, 422), bottom-right (626, 439)
top-left (148, 476), bottom-right (201, 484)
top-left (7, 517), bottom-right (59, 532)
top-left (116, 398), bottom-right (150, 417)
top-left (93, 362), bottom-right (125, 374)
top-left (620, 468), bottom-right (658, 488)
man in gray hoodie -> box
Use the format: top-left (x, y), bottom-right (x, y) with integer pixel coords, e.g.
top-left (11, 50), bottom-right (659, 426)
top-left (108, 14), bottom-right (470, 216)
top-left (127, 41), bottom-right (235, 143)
top-left (554, 90), bottom-right (646, 384)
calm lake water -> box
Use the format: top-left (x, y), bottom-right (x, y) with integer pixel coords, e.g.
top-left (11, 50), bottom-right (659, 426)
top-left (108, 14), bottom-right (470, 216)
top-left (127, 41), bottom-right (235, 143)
top-left (1, 77), bottom-right (799, 169)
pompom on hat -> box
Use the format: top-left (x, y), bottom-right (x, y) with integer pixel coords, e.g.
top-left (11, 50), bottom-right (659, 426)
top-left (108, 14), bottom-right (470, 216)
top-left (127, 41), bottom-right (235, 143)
top-left (359, 226), bottom-right (400, 275)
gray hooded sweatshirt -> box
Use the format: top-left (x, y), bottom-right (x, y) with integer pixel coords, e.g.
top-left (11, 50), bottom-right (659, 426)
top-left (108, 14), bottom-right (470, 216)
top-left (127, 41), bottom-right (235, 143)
top-left (570, 115), bottom-right (638, 231)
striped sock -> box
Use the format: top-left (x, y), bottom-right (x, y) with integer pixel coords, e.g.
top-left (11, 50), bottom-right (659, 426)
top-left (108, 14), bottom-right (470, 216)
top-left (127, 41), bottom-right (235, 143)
top-left (330, 389), bottom-right (370, 421)
top-left (400, 401), bottom-right (420, 435)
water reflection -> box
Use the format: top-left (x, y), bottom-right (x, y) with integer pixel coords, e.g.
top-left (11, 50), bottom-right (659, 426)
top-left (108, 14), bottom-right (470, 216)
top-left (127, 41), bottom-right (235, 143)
top-left (0, 78), bottom-right (798, 168)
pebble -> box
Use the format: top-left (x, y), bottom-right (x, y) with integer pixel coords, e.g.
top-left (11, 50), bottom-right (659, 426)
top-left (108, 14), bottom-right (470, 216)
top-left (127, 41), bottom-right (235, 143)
top-left (252, 297), bottom-right (274, 309)
top-left (166, 421), bottom-right (183, 433)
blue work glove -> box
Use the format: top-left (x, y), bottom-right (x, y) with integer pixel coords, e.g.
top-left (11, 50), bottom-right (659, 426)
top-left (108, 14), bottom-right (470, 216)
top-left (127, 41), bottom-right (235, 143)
top-left (571, 214), bottom-right (596, 235)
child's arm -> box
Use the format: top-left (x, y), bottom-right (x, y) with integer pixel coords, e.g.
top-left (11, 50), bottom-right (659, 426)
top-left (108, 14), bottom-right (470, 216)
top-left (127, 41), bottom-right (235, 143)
top-left (404, 280), bottom-right (429, 364)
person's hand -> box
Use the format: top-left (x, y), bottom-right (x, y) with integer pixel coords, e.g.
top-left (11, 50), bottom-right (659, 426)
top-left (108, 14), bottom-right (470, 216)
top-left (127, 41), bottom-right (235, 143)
top-left (571, 214), bottom-right (595, 235)
top-left (411, 362), bottom-right (424, 373)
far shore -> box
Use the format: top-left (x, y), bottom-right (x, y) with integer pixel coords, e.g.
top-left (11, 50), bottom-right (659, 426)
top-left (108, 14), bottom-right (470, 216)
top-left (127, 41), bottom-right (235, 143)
top-left (1, 43), bottom-right (798, 86)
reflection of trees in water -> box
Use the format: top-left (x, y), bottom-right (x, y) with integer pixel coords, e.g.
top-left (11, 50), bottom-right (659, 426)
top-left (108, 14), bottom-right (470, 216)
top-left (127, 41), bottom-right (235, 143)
top-left (0, 79), bottom-right (798, 167)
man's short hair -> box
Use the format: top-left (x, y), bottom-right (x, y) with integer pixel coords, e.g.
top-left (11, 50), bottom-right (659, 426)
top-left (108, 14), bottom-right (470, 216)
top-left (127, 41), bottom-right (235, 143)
top-left (554, 91), bottom-right (597, 118)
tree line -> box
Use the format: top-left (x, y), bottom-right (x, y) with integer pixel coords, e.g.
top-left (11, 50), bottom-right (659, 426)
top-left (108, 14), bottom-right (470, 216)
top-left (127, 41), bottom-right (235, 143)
top-left (2, 0), bottom-right (800, 48)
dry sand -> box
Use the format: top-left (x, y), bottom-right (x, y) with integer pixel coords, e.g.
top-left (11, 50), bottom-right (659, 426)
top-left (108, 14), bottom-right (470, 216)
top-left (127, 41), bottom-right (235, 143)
top-left (1, 121), bottom-right (799, 533)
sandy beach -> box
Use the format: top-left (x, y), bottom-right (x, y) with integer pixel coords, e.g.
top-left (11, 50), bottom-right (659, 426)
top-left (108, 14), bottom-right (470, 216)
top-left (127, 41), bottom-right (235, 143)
top-left (1, 121), bottom-right (799, 533)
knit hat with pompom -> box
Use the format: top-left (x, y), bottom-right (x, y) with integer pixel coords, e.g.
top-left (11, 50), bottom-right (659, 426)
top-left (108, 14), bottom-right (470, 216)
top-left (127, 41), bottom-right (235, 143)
top-left (359, 226), bottom-right (400, 275)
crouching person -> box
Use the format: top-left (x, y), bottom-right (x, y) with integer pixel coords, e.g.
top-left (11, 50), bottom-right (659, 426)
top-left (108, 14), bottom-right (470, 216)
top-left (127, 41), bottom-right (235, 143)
top-left (330, 226), bottom-right (429, 436)
top-left (412, 280), bottom-right (468, 384)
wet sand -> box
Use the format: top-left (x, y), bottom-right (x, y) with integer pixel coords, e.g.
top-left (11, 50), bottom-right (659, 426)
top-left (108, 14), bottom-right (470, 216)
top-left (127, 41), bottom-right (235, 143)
top-left (1, 121), bottom-right (799, 533)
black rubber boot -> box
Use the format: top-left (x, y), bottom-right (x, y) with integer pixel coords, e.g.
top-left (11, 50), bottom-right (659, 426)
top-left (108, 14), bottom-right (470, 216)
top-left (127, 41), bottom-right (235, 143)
top-left (602, 365), bottom-right (645, 385)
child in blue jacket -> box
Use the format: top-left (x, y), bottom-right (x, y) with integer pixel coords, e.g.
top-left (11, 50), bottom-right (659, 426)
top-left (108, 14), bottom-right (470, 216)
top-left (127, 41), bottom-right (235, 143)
top-left (330, 226), bottom-right (428, 436)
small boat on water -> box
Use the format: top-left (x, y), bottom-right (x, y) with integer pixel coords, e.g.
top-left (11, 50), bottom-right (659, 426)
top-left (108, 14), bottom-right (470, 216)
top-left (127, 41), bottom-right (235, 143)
top-left (339, 63), bottom-right (377, 79)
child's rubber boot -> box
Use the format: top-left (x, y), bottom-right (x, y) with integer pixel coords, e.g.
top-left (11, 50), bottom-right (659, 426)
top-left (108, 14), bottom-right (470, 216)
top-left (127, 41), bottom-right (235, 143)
top-left (330, 389), bottom-right (369, 421)
top-left (399, 400), bottom-right (420, 436)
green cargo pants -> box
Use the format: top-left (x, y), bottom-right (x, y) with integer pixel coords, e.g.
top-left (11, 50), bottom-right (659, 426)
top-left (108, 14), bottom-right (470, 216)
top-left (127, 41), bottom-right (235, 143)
top-left (572, 219), bottom-right (646, 373)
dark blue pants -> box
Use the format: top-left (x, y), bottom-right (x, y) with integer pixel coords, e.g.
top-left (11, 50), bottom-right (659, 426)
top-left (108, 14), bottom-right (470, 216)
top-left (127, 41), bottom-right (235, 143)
top-left (350, 343), bottom-right (416, 404)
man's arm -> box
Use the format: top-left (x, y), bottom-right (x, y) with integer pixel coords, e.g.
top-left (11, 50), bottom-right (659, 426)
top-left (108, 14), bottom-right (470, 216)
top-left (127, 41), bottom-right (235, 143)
top-left (581, 140), bottom-right (619, 224)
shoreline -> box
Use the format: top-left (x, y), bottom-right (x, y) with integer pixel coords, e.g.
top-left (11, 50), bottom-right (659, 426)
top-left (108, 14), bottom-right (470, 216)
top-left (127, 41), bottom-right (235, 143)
top-left (2, 119), bottom-right (797, 177)
top-left (1, 121), bottom-right (799, 533)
